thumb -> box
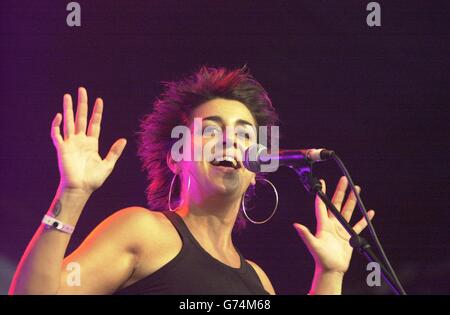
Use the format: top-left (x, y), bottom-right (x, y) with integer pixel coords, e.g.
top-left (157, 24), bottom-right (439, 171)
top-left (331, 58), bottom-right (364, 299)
top-left (293, 223), bottom-right (317, 248)
top-left (104, 138), bottom-right (127, 167)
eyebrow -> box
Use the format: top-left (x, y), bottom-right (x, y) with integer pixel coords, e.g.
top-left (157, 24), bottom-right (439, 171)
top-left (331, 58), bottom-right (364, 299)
top-left (202, 115), bottom-right (255, 128)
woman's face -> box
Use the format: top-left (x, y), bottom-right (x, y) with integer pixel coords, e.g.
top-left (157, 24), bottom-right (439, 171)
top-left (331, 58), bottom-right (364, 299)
top-left (176, 98), bottom-right (258, 203)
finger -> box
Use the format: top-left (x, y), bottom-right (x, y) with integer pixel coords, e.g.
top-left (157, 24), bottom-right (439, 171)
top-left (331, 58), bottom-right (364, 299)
top-left (331, 176), bottom-right (348, 212)
top-left (293, 223), bottom-right (317, 251)
top-left (314, 179), bottom-right (328, 228)
top-left (63, 93), bottom-right (74, 139)
top-left (353, 210), bottom-right (375, 234)
top-left (341, 186), bottom-right (361, 222)
top-left (87, 98), bottom-right (103, 138)
top-left (50, 113), bottom-right (64, 146)
top-left (75, 87), bottom-right (88, 134)
top-left (104, 138), bottom-right (127, 167)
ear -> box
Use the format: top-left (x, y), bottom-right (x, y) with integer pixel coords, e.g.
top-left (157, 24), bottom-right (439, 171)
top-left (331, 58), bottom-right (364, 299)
top-left (166, 151), bottom-right (179, 174)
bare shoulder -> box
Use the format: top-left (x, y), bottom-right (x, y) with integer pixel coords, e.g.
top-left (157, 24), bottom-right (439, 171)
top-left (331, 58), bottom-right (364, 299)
top-left (58, 207), bottom-right (170, 294)
top-left (103, 207), bottom-right (170, 248)
top-left (246, 259), bottom-right (276, 295)
top-left (109, 206), bottom-right (159, 221)
top-left (102, 207), bottom-right (182, 290)
top-left (117, 207), bottom-right (174, 229)
top-left (101, 207), bottom-right (159, 232)
top-left (105, 206), bottom-right (181, 259)
top-left (107, 206), bottom-right (161, 224)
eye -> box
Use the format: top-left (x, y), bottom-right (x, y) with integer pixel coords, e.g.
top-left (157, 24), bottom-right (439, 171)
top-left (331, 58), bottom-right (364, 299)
top-left (203, 126), bottom-right (222, 137)
top-left (236, 132), bottom-right (251, 139)
top-left (235, 127), bottom-right (255, 141)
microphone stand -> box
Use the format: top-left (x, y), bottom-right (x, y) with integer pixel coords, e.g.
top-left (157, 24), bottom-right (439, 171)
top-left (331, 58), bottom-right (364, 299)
top-left (290, 162), bottom-right (404, 295)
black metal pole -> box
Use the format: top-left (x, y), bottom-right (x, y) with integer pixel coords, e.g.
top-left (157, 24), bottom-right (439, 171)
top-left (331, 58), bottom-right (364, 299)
top-left (291, 164), bottom-right (405, 295)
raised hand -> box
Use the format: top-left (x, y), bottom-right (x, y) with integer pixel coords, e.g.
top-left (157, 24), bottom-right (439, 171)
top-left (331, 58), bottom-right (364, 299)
top-left (293, 176), bottom-right (376, 274)
top-left (50, 87), bottom-right (127, 194)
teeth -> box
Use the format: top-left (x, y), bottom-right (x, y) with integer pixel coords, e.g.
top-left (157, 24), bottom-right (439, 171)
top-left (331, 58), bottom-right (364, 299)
top-left (212, 155), bottom-right (238, 168)
top-left (224, 156), bottom-right (237, 167)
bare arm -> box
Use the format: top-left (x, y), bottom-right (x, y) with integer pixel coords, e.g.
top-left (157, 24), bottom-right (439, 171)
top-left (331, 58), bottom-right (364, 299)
top-left (308, 268), bottom-right (344, 295)
top-left (9, 187), bottom-right (90, 294)
top-left (9, 87), bottom-right (127, 294)
top-left (56, 207), bottom-right (154, 294)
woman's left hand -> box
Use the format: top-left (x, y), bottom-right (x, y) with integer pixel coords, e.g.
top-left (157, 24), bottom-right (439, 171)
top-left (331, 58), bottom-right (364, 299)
top-left (293, 176), bottom-right (375, 274)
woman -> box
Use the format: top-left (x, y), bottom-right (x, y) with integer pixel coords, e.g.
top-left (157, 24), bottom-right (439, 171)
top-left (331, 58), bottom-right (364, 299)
top-left (9, 66), bottom-right (375, 295)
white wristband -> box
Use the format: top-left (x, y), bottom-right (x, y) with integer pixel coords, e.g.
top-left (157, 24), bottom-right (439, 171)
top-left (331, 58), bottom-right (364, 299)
top-left (42, 214), bottom-right (75, 235)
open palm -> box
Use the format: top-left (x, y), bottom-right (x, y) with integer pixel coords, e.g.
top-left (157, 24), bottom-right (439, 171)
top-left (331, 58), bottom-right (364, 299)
top-left (294, 176), bottom-right (375, 273)
top-left (51, 87), bottom-right (127, 194)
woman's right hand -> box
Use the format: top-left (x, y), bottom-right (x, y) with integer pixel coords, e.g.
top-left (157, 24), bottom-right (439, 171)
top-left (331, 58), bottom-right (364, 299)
top-left (50, 87), bottom-right (127, 195)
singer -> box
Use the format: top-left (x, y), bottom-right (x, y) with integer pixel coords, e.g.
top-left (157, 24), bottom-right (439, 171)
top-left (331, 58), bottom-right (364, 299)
top-left (9, 66), bottom-right (375, 295)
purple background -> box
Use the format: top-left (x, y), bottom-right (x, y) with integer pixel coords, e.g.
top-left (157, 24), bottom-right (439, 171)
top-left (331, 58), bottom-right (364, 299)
top-left (0, 1), bottom-right (448, 294)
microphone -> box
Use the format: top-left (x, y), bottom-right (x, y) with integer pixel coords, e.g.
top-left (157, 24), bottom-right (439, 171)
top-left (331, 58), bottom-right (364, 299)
top-left (243, 144), bottom-right (335, 173)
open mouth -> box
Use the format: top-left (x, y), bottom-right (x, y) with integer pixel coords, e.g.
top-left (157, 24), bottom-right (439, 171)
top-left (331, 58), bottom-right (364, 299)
top-left (209, 156), bottom-right (241, 169)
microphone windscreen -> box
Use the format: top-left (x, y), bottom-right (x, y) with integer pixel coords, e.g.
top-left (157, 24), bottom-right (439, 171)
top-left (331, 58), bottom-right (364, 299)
top-left (243, 144), bottom-right (268, 173)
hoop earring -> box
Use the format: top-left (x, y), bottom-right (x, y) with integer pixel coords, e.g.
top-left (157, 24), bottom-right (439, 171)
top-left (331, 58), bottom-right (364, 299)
top-left (241, 178), bottom-right (279, 224)
top-left (168, 173), bottom-right (191, 212)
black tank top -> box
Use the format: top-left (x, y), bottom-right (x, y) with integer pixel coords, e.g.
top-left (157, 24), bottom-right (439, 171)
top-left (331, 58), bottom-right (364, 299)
top-left (113, 211), bottom-right (270, 295)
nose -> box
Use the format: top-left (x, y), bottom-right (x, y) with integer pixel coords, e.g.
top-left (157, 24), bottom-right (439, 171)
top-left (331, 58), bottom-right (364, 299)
top-left (221, 128), bottom-right (246, 162)
top-left (222, 128), bottom-right (238, 149)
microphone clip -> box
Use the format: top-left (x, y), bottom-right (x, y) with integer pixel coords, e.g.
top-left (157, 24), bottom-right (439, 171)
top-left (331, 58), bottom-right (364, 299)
top-left (288, 162), bottom-right (322, 195)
